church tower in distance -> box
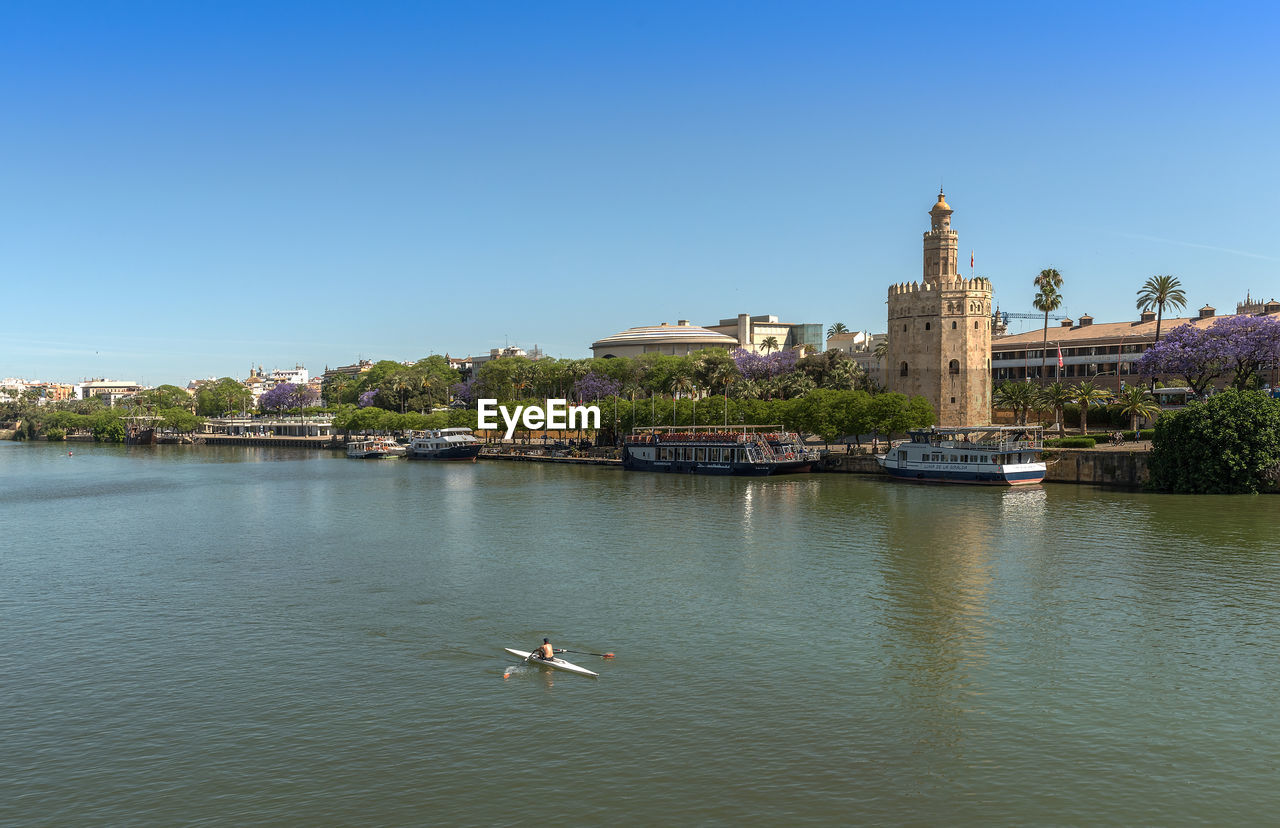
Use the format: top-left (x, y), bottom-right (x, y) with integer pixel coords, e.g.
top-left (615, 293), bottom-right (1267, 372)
top-left (886, 191), bottom-right (993, 427)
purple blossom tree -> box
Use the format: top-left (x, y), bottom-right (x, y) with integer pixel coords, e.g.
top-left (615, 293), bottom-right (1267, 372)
top-left (1137, 315), bottom-right (1280, 394)
top-left (1134, 324), bottom-right (1228, 397)
top-left (573, 372), bottom-right (621, 402)
top-left (450, 378), bottom-right (476, 405)
top-left (358, 389), bottom-right (379, 408)
top-left (1208, 313), bottom-right (1280, 390)
top-left (260, 382), bottom-right (319, 413)
top-left (731, 347), bottom-right (800, 380)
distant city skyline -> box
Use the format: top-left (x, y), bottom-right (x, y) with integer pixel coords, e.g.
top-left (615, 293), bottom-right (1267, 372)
top-left (3, 2), bottom-right (1277, 386)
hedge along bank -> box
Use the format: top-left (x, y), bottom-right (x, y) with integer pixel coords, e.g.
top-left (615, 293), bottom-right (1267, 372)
top-left (477, 398), bottom-right (601, 441)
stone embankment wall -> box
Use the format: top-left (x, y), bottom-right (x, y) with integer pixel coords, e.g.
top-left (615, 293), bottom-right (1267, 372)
top-left (1043, 448), bottom-right (1149, 488)
top-left (819, 447), bottom-right (1151, 488)
top-left (819, 453), bottom-right (886, 475)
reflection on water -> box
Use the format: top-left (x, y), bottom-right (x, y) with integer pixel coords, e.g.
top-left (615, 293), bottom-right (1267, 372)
top-left (4, 443), bottom-right (1280, 825)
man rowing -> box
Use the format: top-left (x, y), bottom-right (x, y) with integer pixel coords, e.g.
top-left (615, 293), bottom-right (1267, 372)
top-left (532, 638), bottom-right (558, 660)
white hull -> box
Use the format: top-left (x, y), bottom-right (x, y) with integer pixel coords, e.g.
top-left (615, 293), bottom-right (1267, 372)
top-left (504, 648), bottom-right (599, 678)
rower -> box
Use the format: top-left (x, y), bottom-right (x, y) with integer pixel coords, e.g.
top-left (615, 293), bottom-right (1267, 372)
top-left (534, 638), bottom-right (555, 660)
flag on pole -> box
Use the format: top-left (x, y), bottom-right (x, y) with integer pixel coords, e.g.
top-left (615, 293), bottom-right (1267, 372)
top-left (1057, 343), bottom-right (1064, 369)
top-left (970, 250), bottom-right (974, 269)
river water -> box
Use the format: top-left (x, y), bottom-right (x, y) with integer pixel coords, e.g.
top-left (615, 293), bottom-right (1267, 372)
top-left (2, 442), bottom-right (1278, 825)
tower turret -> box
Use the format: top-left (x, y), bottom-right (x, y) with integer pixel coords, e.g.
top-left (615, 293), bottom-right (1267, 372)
top-left (922, 190), bottom-right (958, 286)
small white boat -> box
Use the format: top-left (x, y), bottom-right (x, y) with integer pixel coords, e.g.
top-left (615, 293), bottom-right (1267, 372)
top-left (346, 438), bottom-right (407, 459)
top-left (503, 648), bottom-right (599, 678)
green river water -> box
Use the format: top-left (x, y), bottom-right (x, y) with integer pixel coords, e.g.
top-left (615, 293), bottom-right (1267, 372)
top-left (2, 442), bottom-right (1278, 826)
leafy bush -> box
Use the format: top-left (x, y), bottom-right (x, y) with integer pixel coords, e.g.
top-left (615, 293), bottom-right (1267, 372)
top-left (1045, 437), bottom-right (1096, 448)
top-left (44, 427), bottom-right (66, 441)
top-left (1148, 390), bottom-right (1280, 493)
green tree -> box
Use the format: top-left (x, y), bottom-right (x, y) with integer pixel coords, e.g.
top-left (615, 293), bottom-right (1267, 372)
top-left (194, 378), bottom-right (253, 416)
top-left (760, 336), bottom-right (781, 355)
top-left (826, 322), bottom-right (849, 339)
top-left (1148, 390), bottom-right (1280, 493)
top-left (1070, 381), bottom-right (1112, 435)
top-left (158, 407), bottom-right (203, 433)
top-left (1136, 274), bottom-right (1187, 344)
top-left (994, 380), bottom-right (1037, 425)
top-left (1116, 385), bottom-right (1160, 434)
top-left (1036, 381), bottom-right (1073, 435)
top-left (90, 409), bottom-right (126, 443)
top-left (137, 384), bottom-right (193, 411)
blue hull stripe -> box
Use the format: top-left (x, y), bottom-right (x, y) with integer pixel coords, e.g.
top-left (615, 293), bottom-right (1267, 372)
top-left (883, 467), bottom-right (1044, 485)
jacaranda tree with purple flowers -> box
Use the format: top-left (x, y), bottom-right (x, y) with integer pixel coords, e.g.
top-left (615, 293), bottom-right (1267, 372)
top-left (450, 378), bottom-right (477, 405)
top-left (260, 382), bottom-right (319, 413)
top-left (358, 389), bottom-right (379, 408)
top-left (573, 372), bottom-right (621, 402)
top-left (1134, 324), bottom-right (1229, 397)
top-left (1209, 313), bottom-right (1280, 390)
top-left (1138, 315), bottom-right (1280, 394)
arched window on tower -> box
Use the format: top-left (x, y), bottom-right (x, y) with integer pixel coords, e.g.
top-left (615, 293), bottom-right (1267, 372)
top-left (949, 360), bottom-right (960, 375)
top-left (925, 322), bottom-right (930, 331)
top-left (900, 362), bottom-right (909, 377)
top-left (952, 321), bottom-right (957, 329)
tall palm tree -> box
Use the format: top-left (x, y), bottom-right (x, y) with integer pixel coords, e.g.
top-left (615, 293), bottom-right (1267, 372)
top-left (760, 336), bottom-right (780, 355)
top-left (1036, 381), bottom-right (1073, 436)
top-left (390, 376), bottom-right (412, 414)
top-left (1071, 381), bottom-right (1112, 435)
top-left (1033, 285), bottom-right (1064, 386)
top-left (1136, 274), bottom-right (1187, 344)
top-left (1116, 385), bottom-right (1160, 435)
top-left (826, 322), bottom-right (849, 339)
top-left (1033, 267), bottom-right (1063, 292)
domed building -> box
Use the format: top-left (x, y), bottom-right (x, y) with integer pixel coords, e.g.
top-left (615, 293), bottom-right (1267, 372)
top-left (592, 314), bottom-right (823, 358)
top-left (591, 320), bottom-right (738, 359)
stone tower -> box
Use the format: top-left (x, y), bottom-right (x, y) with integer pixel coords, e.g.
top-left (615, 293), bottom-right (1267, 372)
top-left (886, 191), bottom-right (993, 427)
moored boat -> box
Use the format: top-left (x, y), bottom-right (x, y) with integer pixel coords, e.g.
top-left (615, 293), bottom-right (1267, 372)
top-left (622, 425), bottom-right (819, 476)
top-left (346, 438), bottom-right (406, 459)
top-left (876, 425), bottom-right (1045, 485)
top-left (407, 427), bottom-right (482, 461)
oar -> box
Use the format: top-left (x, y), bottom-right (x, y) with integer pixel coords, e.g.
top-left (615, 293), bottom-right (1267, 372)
top-left (557, 649), bottom-right (615, 659)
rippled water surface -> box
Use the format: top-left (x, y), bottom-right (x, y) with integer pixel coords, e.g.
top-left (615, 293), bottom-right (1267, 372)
top-left (3, 442), bottom-right (1279, 825)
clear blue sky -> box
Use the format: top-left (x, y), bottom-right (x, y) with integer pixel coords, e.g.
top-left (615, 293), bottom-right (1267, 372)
top-left (3, 1), bottom-right (1277, 386)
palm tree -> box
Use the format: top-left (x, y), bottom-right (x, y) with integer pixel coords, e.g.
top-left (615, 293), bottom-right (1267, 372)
top-left (1071, 381), bottom-right (1112, 435)
top-left (390, 376), bottom-right (412, 414)
top-left (1032, 285), bottom-right (1064, 386)
top-left (1033, 267), bottom-right (1063, 292)
top-left (826, 322), bottom-right (849, 339)
top-left (873, 336), bottom-right (889, 361)
top-left (1116, 385), bottom-right (1160, 435)
top-left (993, 380), bottom-right (1036, 425)
top-left (760, 336), bottom-right (780, 355)
top-left (825, 361), bottom-right (861, 391)
top-left (1037, 381), bottom-right (1073, 435)
top-left (1136, 274), bottom-right (1187, 344)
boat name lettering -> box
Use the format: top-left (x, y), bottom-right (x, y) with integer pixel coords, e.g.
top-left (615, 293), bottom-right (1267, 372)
top-left (477, 398), bottom-right (601, 440)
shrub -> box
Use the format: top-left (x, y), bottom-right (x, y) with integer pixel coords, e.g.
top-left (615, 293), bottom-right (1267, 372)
top-left (1045, 437), bottom-right (1096, 448)
top-left (44, 427), bottom-right (66, 441)
top-left (1148, 390), bottom-right (1280, 493)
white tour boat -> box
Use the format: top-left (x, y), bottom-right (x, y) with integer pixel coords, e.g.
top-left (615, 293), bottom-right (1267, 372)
top-left (877, 425), bottom-right (1046, 485)
top-left (407, 427), bottom-right (482, 461)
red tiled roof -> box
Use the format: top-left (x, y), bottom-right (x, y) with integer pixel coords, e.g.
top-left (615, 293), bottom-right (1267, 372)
top-left (994, 310), bottom-right (1280, 347)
